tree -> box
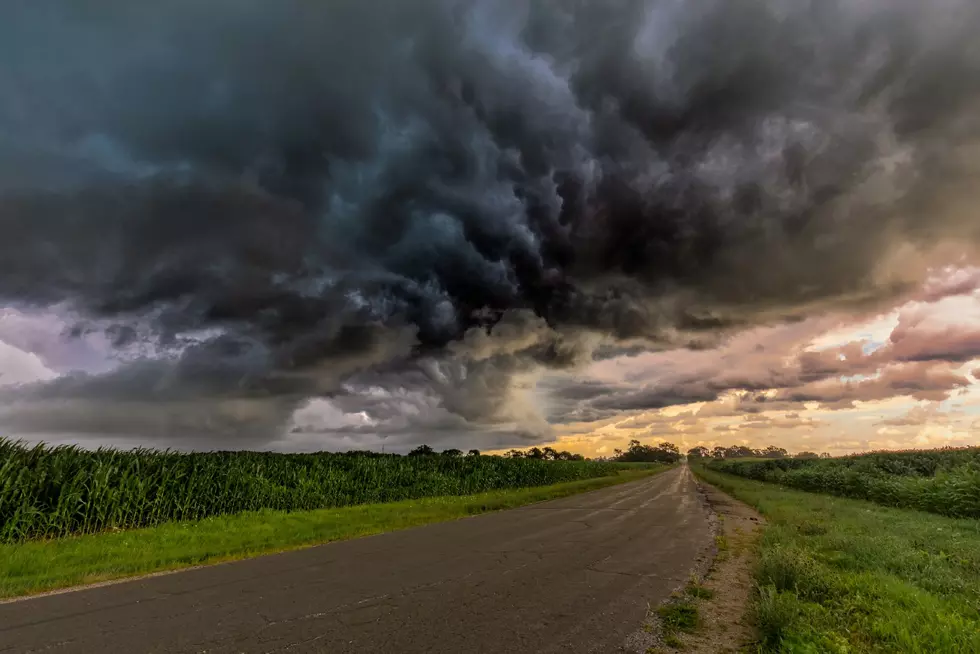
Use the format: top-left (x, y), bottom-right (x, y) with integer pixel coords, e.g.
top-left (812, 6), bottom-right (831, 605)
top-left (408, 444), bottom-right (435, 457)
top-left (725, 445), bottom-right (756, 459)
top-left (819, 452), bottom-right (833, 459)
top-left (441, 448), bottom-right (463, 457)
top-left (687, 446), bottom-right (710, 459)
top-left (760, 445), bottom-right (788, 459)
top-left (468, 449), bottom-right (481, 457)
top-left (711, 446), bottom-right (727, 459)
top-left (613, 439), bottom-right (681, 464)
top-left (506, 449), bottom-right (525, 458)
top-left (795, 451), bottom-right (819, 459)
top-left (525, 447), bottom-right (545, 460)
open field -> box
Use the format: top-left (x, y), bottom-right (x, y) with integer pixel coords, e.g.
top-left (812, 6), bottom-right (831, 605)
top-left (693, 465), bottom-right (980, 653)
top-left (0, 438), bottom-right (632, 543)
top-left (705, 447), bottom-right (980, 518)
top-left (0, 468), bottom-right (664, 600)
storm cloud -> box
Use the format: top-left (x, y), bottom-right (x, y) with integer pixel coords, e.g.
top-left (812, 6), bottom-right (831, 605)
top-left (2, 0), bottom-right (980, 450)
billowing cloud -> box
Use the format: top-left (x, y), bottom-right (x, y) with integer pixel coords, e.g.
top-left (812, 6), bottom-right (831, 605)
top-left (541, 319), bottom-right (832, 422)
top-left (0, 308), bottom-right (117, 374)
top-left (0, 341), bottom-right (57, 388)
top-left (2, 0), bottom-right (980, 451)
top-left (776, 362), bottom-right (970, 407)
top-left (887, 297), bottom-right (980, 363)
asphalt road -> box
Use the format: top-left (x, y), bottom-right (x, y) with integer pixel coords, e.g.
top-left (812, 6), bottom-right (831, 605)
top-left (0, 466), bottom-right (713, 654)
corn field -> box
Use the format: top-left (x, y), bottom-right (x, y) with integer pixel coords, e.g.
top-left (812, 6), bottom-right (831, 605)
top-left (0, 439), bottom-right (624, 543)
top-left (706, 447), bottom-right (980, 518)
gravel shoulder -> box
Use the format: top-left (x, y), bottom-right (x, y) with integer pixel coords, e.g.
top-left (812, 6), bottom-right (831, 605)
top-left (625, 476), bottom-right (763, 654)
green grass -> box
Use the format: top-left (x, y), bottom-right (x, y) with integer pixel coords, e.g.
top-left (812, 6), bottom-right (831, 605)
top-left (0, 468), bottom-right (664, 600)
top-left (693, 466), bottom-right (980, 653)
top-left (658, 601), bottom-right (700, 632)
top-left (657, 599), bottom-right (700, 649)
top-left (686, 581), bottom-right (715, 600)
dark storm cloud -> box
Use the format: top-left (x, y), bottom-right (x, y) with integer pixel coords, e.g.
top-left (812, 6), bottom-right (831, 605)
top-left (591, 386), bottom-right (719, 412)
top-left (546, 380), bottom-right (623, 402)
top-left (2, 0), bottom-right (980, 448)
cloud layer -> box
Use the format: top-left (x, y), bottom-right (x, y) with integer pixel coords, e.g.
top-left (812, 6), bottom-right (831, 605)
top-left (547, 275), bottom-right (980, 456)
top-left (2, 0), bottom-right (980, 451)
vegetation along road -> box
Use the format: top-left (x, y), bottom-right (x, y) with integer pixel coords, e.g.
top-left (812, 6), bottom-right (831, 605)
top-left (694, 460), bottom-right (980, 652)
top-left (0, 466), bottom-right (713, 654)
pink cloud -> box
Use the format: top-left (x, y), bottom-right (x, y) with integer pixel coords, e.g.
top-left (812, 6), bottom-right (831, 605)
top-left (776, 362), bottom-right (969, 407)
top-left (886, 299), bottom-right (980, 363)
top-left (918, 266), bottom-right (980, 303)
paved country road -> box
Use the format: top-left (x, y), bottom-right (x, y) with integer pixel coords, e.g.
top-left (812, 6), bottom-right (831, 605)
top-left (0, 466), bottom-right (714, 654)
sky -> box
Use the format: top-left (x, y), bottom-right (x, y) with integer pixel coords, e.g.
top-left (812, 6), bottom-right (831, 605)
top-left (2, 1), bottom-right (980, 456)
top-left (540, 267), bottom-right (980, 456)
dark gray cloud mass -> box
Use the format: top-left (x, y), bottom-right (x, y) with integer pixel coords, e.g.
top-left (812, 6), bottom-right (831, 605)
top-left (1, 0), bottom-right (980, 450)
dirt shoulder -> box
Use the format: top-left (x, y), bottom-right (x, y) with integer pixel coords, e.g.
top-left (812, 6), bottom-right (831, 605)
top-left (627, 475), bottom-right (764, 653)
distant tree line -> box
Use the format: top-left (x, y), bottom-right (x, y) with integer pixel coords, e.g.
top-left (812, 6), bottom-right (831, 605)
top-left (504, 446), bottom-right (586, 461)
top-left (686, 445), bottom-right (832, 460)
top-left (408, 445), bottom-right (484, 457)
top-left (406, 445), bottom-right (587, 460)
top-left (405, 441), bottom-right (832, 463)
top-left (410, 442), bottom-right (815, 464)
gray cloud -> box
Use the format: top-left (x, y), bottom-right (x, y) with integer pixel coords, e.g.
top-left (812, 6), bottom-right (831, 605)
top-left (0, 309), bottom-right (117, 374)
top-left (2, 0), bottom-right (980, 449)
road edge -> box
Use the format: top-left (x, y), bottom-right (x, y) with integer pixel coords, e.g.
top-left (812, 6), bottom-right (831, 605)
top-left (626, 467), bottom-right (763, 653)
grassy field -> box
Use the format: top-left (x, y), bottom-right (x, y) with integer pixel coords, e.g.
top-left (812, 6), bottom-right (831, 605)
top-left (0, 438), bottom-right (628, 542)
top-left (706, 447), bottom-right (980, 518)
top-left (693, 465), bottom-right (980, 653)
top-left (0, 467), bottom-right (664, 600)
